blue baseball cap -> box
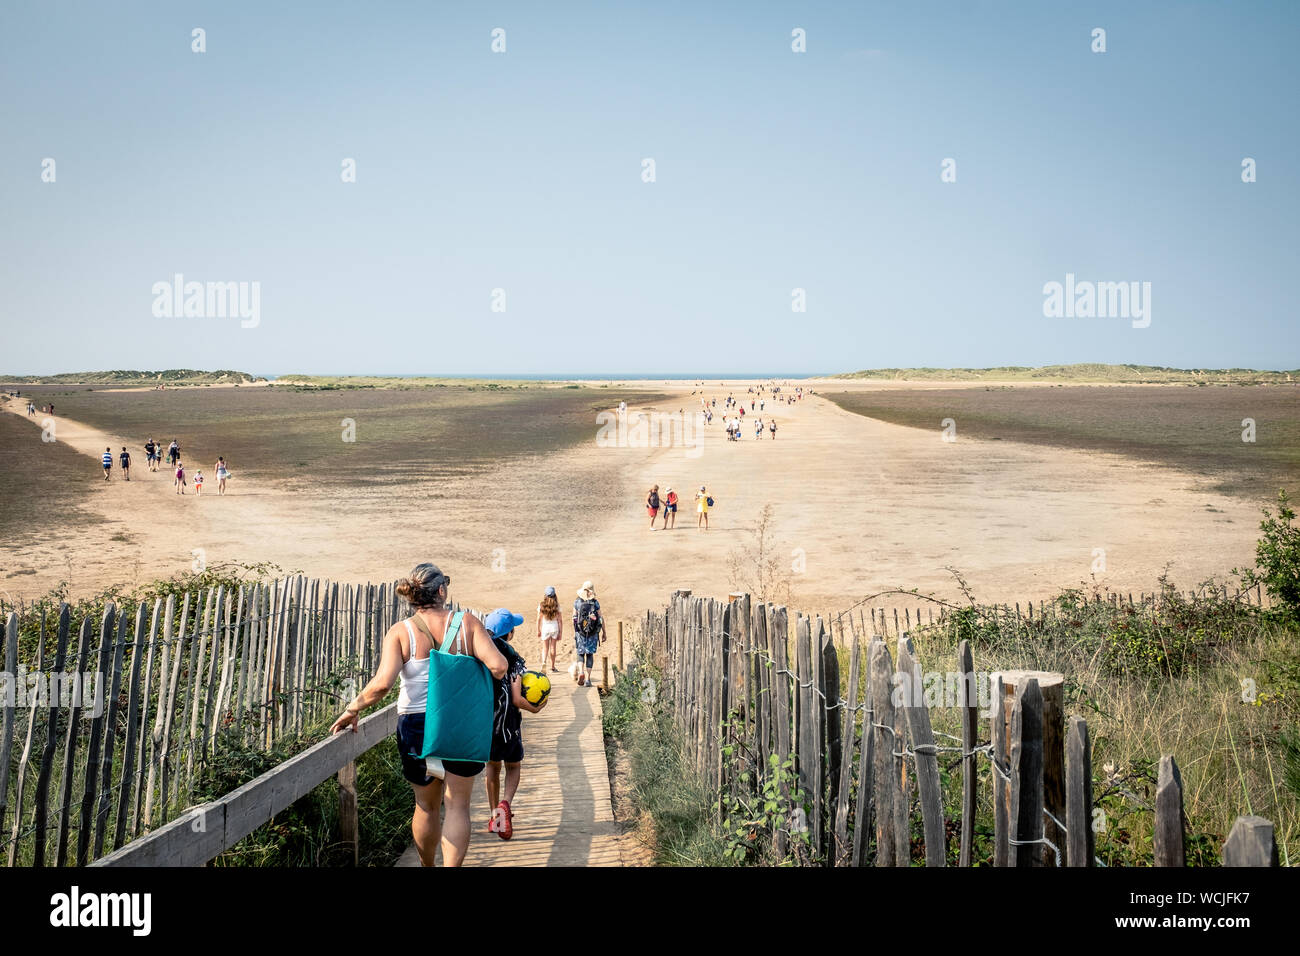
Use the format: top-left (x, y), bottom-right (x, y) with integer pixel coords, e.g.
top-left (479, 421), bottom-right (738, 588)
top-left (484, 608), bottom-right (525, 637)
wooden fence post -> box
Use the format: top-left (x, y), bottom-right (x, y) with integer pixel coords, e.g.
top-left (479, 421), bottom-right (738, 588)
top-left (0, 613), bottom-right (18, 844)
top-left (1008, 677), bottom-right (1045, 867)
top-left (1065, 716), bottom-right (1095, 867)
top-left (991, 674), bottom-right (1009, 866)
top-left (868, 639), bottom-right (896, 866)
top-left (1153, 755), bottom-right (1186, 866)
top-left (897, 634), bottom-right (945, 866)
top-left (1222, 815), bottom-right (1278, 866)
top-left (993, 669), bottom-right (1063, 865)
top-left (958, 640), bottom-right (977, 866)
top-left (618, 621), bottom-right (624, 670)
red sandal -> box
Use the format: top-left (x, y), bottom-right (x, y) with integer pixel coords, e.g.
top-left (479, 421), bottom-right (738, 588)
top-left (493, 800), bottom-right (513, 840)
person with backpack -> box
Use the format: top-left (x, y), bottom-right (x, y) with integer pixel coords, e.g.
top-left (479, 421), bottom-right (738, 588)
top-left (330, 563), bottom-right (508, 868)
top-left (571, 582), bottom-right (606, 687)
top-left (695, 486), bottom-right (711, 530)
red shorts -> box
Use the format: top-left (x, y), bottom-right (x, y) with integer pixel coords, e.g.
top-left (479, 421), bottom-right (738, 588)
top-left (647, 506), bottom-right (659, 517)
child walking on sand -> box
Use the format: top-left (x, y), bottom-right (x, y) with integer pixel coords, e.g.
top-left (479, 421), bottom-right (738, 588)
top-left (194, 470), bottom-right (204, 496)
top-left (482, 609), bottom-right (548, 840)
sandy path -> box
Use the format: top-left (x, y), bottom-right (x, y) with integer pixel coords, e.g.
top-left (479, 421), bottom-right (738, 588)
top-left (394, 671), bottom-right (630, 867)
top-left (0, 387), bottom-right (1262, 641)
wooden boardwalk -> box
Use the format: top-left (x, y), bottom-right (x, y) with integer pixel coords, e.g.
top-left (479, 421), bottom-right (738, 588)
top-left (395, 670), bottom-right (628, 867)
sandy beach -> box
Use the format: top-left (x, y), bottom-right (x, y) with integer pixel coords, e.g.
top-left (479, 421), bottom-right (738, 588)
top-left (0, 381), bottom-right (1264, 643)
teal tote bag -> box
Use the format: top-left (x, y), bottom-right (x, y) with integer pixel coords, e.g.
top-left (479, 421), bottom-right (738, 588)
top-left (416, 611), bottom-right (494, 762)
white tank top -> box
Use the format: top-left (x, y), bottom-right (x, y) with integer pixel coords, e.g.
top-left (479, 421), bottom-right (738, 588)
top-left (539, 606), bottom-right (560, 639)
top-left (396, 614), bottom-right (467, 714)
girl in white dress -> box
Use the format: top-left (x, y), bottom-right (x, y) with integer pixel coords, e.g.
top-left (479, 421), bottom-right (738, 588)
top-left (535, 586), bottom-right (563, 673)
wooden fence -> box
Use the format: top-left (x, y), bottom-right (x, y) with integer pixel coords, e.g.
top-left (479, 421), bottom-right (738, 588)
top-left (0, 575), bottom-right (409, 867)
top-left (638, 591), bottom-right (1280, 867)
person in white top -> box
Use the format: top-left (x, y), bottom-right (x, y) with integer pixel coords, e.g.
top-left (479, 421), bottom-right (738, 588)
top-left (535, 586), bottom-right (564, 673)
top-left (330, 563), bottom-right (506, 868)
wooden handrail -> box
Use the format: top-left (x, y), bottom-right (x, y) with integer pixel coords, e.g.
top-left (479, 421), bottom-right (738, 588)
top-left (91, 703), bottom-right (398, 867)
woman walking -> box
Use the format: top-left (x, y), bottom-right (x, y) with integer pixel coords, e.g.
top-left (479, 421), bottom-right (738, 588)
top-left (535, 586), bottom-right (563, 673)
top-left (571, 581), bottom-right (606, 687)
top-left (330, 563), bottom-right (507, 867)
top-left (646, 485), bottom-right (661, 529)
top-left (695, 485), bottom-right (710, 530)
top-left (215, 457), bottom-right (230, 495)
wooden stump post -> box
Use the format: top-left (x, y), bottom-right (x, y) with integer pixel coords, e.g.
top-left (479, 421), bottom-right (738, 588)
top-left (1222, 815), bottom-right (1278, 866)
top-left (602, 655), bottom-right (609, 692)
top-left (992, 669), bottom-right (1064, 865)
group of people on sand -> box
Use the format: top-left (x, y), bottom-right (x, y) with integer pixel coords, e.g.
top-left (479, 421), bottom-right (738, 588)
top-left (332, 565), bottom-right (608, 867)
top-left (98, 435), bottom-right (230, 496)
top-left (27, 401), bottom-right (53, 416)
top-left (646, 484), bottom-right (714, 529)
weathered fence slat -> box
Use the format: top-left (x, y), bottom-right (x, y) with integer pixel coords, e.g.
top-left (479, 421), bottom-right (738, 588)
top-left (958, 639), bottom-right (977, 867)
top-left (1008, 677), bottom-right (1044, 867)
top-left (1153, 755), bottom-right (1186, 867)
top-left (1222, 815), bottom-right (1278, 866)
top-left (897, 634), bottom-right (945, 866)
top-left (32, 604), bottom-right (71, 867)
top-left (1065, 716), bottom-right (1094, 867)
top-left (868, 639), bottom-right (896, 866)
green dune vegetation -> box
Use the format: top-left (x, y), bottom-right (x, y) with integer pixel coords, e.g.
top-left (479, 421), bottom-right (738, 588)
top-left (1, 369), bottom-right (263, 385)
top-left (834, 364), bottom-right (1299, 385)
top-left (271, 374), bottom-right (550, 389)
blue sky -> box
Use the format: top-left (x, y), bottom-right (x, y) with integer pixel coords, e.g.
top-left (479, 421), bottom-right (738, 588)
top-left (2, 1), bottom-right (1297, 375)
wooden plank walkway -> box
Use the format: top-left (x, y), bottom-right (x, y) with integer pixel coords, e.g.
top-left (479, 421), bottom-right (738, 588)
top-left (395, 670), bottom-right (627, 867)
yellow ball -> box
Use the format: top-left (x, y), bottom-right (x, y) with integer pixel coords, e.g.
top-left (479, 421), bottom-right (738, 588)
top-left (521, 670), bottom-right (551, 706)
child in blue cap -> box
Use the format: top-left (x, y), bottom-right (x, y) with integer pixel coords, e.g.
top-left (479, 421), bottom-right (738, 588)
top-left (482, 607), bottom-right (548, 840)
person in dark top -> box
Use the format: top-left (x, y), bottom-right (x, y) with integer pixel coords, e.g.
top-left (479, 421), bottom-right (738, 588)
top-left (119, 447), bottom-right (131, 480)
top-left (481, 609), bottom-right (547, 840)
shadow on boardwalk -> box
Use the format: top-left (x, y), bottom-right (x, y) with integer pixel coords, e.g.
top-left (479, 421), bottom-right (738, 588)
top-left (395, 672), bottom-right (627, 867)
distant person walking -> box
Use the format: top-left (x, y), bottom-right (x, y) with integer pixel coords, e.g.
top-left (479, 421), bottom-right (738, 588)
top-left (167, 440), bottom-right (179, 467)
top-left (571, 581), bottom-right (606, 687)
top-left (26, 402), bottom-right (34, 416)
top-left (194, 470), bottom-right (204, 496)
top-left (101, 447), bottom-right (113, 480)
top-left (174, 461), bottom-right (187, 494)
top-left (770, 420), bottom-right (777, 440)
top-left (119, 447), bottom-right (131, 480)
top-left (330, 563), bottom-right (508, 868)
top-left (646, 485), bottom-right (661, 529)
top-left (536, 586), bottom-right (563, 673)
top-left (215, 457), bottom-right (229, 494)
top-left (144, 438), bottom-right (157, 472)
top-left (696, 486), bottom-right (711, 530)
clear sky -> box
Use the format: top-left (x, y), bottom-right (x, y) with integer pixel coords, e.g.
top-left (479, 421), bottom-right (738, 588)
top-left (2, 1), bottom-right (1297, 376)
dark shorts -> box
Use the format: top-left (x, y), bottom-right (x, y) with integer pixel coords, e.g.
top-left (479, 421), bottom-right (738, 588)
top-left (396, 713), bottom-right (484, 784)
top-left (666, 504), bottom-right (677, 513)
top-left (490, 734), bottom-right (524, 764)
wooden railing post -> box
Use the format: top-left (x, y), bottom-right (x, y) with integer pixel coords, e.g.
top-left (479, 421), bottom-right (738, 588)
top-left (338, 761), bottom-right (359, 866)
